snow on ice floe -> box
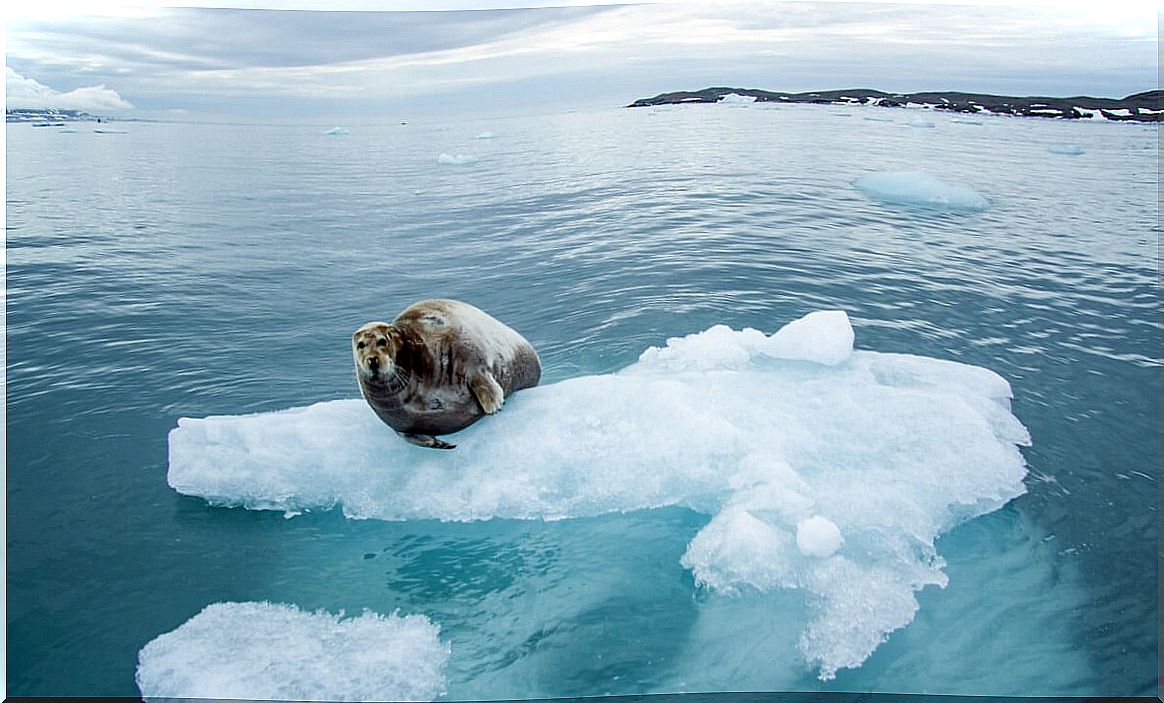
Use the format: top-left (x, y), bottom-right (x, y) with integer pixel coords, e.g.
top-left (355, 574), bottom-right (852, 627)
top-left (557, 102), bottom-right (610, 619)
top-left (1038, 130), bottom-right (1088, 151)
top-left (1048, 145), bottom-right (1085, 156)
top-left (136, 602), bottom-right (449, 702)
top-left (796, 515), bottom-right (844, 558)
top-left (168, 310), bottom-right (1030, 680)
top-left (853, 170), bottom-right (990, 211)
top-left (437, 153), bottom-right (479, 165)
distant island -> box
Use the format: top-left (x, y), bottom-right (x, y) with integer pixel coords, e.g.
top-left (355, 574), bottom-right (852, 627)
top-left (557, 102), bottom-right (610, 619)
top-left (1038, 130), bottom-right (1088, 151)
top-left (6, 107), bottom-right (130, 124)
top-left (627, 87), bottom-right (1162, 122)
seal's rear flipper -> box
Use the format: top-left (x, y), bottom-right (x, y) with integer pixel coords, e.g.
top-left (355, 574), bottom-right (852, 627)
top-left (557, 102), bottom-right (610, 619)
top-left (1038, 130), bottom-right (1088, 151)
top-left (398, 432), bottom-right (456, 450)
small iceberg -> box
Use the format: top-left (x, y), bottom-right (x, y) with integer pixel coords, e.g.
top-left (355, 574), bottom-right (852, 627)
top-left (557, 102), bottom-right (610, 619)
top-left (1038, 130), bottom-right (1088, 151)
top-left (1048, 145), bottom-right (1084, 156)
top-left (168, 309), bottom-right (1029, 680)
top-left (437, 153), bottom-right (478, 166)
top-left (719, 92), bottom-right (757, 105)
top-left (324, 127), bottom-right (350, 136)
top-left (853, 170), bottom-right (990, 211)
top-left (136, 602), bottom-right (449, 701)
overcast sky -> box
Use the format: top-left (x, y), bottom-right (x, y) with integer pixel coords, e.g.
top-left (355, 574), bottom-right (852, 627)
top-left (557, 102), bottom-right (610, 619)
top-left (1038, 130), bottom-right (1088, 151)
top-left (5, 0), bottom-right (1158, 120)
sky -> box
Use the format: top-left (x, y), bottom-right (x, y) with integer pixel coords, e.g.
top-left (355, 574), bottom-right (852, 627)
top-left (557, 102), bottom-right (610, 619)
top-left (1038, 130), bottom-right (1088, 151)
top-left (4, 0), bottom-right (1159, 121)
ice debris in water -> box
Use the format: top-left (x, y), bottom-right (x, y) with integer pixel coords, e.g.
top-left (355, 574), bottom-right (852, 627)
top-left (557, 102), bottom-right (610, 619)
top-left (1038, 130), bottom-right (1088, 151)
top-left (324, 127), bottom-right (349, 136)
top-left (854, 170), bottom-right (989, 211)
top-left (168, 310), bottom-right (1030, 680)
top-left (136, 602), bottom-right (449, 702)
top-left (1048, 145), bottom-right (1084, 155)
top-left (475, 131), bottom-right (497, 139)
top-left (438, 153), bottom-right (478, 165)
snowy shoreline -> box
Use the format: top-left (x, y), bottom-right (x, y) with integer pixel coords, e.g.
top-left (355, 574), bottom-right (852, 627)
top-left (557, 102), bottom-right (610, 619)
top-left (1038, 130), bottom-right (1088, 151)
top-left (628, 87), bottom-right (1163, 122)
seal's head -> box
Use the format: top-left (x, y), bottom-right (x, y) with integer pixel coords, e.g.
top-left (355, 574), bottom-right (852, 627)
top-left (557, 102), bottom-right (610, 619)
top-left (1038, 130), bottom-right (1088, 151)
top-left (352, 321), bottom-right (399, 384)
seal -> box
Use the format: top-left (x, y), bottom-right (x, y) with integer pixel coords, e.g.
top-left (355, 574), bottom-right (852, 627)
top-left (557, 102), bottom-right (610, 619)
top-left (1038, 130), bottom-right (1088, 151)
top-left (353, 299), bottom-right (541, 449)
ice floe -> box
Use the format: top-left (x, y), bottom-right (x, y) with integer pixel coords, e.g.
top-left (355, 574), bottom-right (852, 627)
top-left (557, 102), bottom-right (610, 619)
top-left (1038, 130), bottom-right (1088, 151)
top-left (1048, 145), bottom-right (1085, 155)
top-left (325, 127), bottom-right (350, 136)
top-left (475, 131), bottom-right (497, 139)
top-left (136, 602), bottom-right (449, 701)
top-left (437, 153), bottom-right (478, 165)
top-left (853, 170), bottom-right (990, 211)
top-left (168, 310), bottom-right (1029, 680)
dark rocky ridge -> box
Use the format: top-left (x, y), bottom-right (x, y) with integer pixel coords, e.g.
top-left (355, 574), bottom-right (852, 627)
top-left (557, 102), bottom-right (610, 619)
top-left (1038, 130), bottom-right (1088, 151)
top-left (627, 87), bottom-right (1162, 122)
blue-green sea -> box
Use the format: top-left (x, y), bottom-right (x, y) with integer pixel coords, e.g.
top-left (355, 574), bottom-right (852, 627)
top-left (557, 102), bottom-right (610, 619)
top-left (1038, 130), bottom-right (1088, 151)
top-left (5, 103), bottom-right (1159, 698)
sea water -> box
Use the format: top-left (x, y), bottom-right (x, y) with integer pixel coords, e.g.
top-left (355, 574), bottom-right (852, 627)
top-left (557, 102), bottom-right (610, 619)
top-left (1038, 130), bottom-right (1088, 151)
top-left (5, 103), bottom-right (1158, 698)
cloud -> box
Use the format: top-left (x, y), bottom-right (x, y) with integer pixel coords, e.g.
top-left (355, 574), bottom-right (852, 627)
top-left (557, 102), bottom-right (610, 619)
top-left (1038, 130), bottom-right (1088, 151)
top-left (6, 67), bottom-right (135, 111)
top-left (3, 2), bottom-right (1157, 117)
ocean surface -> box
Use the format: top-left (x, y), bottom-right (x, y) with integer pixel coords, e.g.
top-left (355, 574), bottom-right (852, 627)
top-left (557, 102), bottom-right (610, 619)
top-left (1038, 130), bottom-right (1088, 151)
top-left (5, 103), bottom-right (1159, 698)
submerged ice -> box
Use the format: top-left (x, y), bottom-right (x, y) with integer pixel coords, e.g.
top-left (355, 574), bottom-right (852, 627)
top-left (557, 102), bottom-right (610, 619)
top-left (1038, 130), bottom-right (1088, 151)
top-left (854, 170), bottom-right (989, 211)
top-left (168, 311), bottom-right (1030, 680)
top-left (438, 153), bottom-right (478, 165)
top-left (136, 602), bottom-right (449, 701)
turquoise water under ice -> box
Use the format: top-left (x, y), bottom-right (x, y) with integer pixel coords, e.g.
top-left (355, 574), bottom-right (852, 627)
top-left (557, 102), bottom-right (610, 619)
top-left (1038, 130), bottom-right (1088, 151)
top-left (5, 103), bottom-right (1159, 697)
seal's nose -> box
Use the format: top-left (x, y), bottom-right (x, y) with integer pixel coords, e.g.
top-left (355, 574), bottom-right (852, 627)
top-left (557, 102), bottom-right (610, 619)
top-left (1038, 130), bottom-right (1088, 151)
top-left (369, 357), bottom-right (380, 372)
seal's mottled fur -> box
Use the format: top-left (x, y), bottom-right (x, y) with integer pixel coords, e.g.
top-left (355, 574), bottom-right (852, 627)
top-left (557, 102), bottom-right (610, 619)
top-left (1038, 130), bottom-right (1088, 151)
top-left (353, 299), bottom-right (541, 449)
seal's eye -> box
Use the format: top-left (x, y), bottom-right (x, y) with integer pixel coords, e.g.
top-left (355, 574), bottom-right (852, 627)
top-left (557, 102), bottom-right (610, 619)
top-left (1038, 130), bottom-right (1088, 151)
top-left (357, 341), bottom-right (366, 350)
top-left (377, 338), bottom-right (388, 347)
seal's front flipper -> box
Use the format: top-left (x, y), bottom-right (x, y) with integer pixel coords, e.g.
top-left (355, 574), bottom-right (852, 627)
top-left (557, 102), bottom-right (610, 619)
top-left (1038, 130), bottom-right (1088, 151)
top-left (398, 432), bottom-right (456, 450)
top-left (470, 370), bottom-right (505, 414)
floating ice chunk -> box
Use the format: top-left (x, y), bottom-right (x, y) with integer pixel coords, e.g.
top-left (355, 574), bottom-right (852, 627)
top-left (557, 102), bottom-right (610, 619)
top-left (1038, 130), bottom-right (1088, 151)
top-left (437, 153), bottom-right (478, 165)
top-left (1048, 145), bottom-right (1084, 155)
top-left (863, 115), bottom-right (894, 122)
top-left (475, 131), bottom-right (497, 139)
top-left (168, 311), bottom-right (1030, 680)
top-left (796, 516), bottom-right (843, 557)
top-left (324, 127), bottom-right (349, 136)
top-left (136, 602), bottom-right (449, 702)
top-left (907, 117), bottom-right (935, 128)
top-left (854, 170), bottom-right (989, 211)
top-left (719, 93), bottom-right (757, 104)
top-left (951, 118), bottom-right (983, 125)
top-left (762, 310), bottom-right (854, 366)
